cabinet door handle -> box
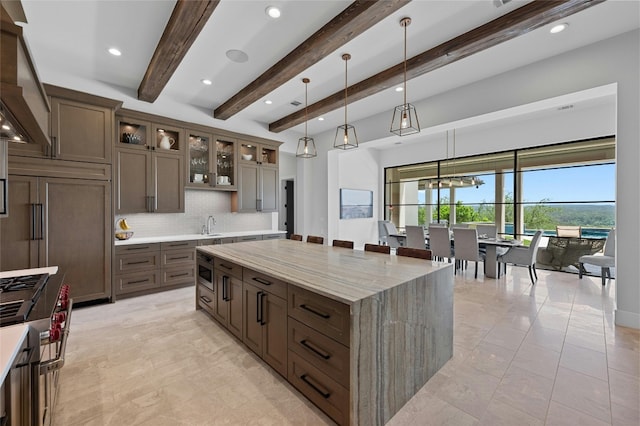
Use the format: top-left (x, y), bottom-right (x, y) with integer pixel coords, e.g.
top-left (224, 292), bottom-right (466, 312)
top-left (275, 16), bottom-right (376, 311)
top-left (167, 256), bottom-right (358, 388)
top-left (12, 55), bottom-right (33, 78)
top-left (169, 255), bottom-right (190, 260)
top-left (127, 278), bottom-right (150, 285)
top-left (52, 136), bottom-right (58, 158)
top-left (300, 374), bottom-right (331, 399)
top-left (222, 276), bottom-right (229, 301)
top-left (260, 292), bottom-right (266, 325)
top-left (126, 260), bottom-right (149, 265)
top-left (36, 203), bottom-right (44, 240)
top-left (168, 242), bottom-right (189, 247)
top-left (30, 203), bottom-right (37, 240)
top-left (126, 246), bottom-right (151, 251)
top-left (300, 304), bottom-right (331, 319)
top-left (200, 295), bottom-right (212, 304)
top-left (300, 339), bottom-right (331, 360)
top-left (169, 272), bottom-right (189, 278)
top-left (257, 199), bottom-right (263, 212)
top-left (252, 277), bottom-right (271, 286)
top-left (256, 291), bottom-right (262, 323)
top-left (219, 263), bottom-right (232, 270)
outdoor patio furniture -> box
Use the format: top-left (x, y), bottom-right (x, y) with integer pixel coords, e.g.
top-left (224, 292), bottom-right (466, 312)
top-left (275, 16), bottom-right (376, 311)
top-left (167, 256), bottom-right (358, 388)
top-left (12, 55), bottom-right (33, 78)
top-left (540, 236), bottom-right (606, 271)
top-left (579, 229), bottom-right (615, 286)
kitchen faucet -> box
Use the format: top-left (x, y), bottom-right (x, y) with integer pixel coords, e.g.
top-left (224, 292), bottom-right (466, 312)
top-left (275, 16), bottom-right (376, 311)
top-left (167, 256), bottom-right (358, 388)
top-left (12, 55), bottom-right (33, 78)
top-left (207, 216), bottom-right (216, 235)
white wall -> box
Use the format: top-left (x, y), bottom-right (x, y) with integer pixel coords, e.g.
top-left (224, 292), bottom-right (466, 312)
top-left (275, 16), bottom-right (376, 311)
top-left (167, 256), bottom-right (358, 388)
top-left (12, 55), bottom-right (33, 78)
top-left (296, 29), bottom-right (640, 328)
top-left (278, 152), bottom-right (296, 232)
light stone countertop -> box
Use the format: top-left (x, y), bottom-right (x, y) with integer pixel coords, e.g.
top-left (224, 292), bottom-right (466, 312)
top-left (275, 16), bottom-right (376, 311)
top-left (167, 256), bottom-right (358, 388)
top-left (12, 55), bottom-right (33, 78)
top-left (114, 230), bottom-right (286, 246)
top-left (198, 238), bottom-right (452, 304)
top-left (0, 324), bottom-right (29, 383)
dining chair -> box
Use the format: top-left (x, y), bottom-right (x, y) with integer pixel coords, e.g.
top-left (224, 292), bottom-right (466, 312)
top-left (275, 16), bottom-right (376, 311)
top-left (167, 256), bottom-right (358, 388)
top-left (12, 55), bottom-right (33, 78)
top-left (452, 228), bottom-right (484, 278)
top-left (383, 222), bottom-right (404, 248)
top-left (396, 247), bottom-right (432, 260)
top-left (307, 235), bottom-right (324, 245)
top-left (556, 225), bottom-right (582, 238)
top-left (450, 223), bottom-right (469, 229)
top-left (377, 220), bottom-right (388, 245)
top-left (405, 225), bottom-right (426, 249)
top-left (497, 230), bottom-right (543, 284)
top-left (364, 243), bottom-right (391, 254)
top-left (332, 239), bottom-right (354, 249)
top-left (290, 234), bottom-right (303, 241)
top-left (476, 224), bottom-right (497, 238)
top-left (428, 225), bottom-right (453, 262)
top-left (429, 221), bottom-right (448, 227)
top-left (578, 228), bottom-right (615, 286)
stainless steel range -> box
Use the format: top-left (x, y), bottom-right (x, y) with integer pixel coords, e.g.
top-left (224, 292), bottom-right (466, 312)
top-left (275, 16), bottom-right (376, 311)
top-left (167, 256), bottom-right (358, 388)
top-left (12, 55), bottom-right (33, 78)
top-left (0, 271), bottom-right (72, 426)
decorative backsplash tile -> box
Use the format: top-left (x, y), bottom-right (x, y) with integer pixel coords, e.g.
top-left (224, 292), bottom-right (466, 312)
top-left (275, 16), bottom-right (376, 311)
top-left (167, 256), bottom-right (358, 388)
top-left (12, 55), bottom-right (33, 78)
top-left (115, 190), bottom-right (276, 237)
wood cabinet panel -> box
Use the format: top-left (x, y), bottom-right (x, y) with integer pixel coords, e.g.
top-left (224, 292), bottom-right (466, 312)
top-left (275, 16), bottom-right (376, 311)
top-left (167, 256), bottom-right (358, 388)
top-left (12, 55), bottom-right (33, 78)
top-left (161, 247), bottom-right (195, 267)
top-left (115, 251), bottom-right (161, 274)
top-left (214, 257), bottom-right (242, 280)
top-left (288, 351), bottom-right (349, 426)
top-left (160, 240), bottom-right (197, 251)
top-left (197, 283), bottom-right (216, 317)
top-left (213, 268), bottom-right (242, 339)
top-left (115, 243), bottom-right (159, 255)
top-left (288, 318), bottom-right (350, 388)
top-left (235, 234), bottom-right (261, 242)
top-left (243, 268), bottom-right (287, 299)
top-left (261, 166), bottom-right (278, 212)
top-left (162, 264), bottom-right (195, 287)
top-left (242, 282), bottom-right (262, 355)
top-left (49, 97), bottom-right (112, 163)
top-left (236, 163), bottom-right (259, 211)
top-left (115, 270), bottom-right (161, 295)
top-left (0, 176), bottom-right (38, 271)
top-left (115, 148), bottom-right (151, 214)
top-left (153, 150), bottom-right (184, 213)
top-left (288, 285), bottom-right (351, 347)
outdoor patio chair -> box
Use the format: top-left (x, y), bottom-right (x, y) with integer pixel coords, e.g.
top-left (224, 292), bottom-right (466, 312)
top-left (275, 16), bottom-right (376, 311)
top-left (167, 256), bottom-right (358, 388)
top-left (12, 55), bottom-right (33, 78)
top-left (579, 228), bottom-right (615, 286)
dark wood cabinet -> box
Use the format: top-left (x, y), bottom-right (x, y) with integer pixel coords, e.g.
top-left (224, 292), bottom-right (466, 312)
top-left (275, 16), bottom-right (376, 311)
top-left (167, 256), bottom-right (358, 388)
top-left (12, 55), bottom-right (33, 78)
top-left (115, 113), bottom-right (185, 214)
top-left (212, 264), bottom-right (243, 339)
top-left (232, 140), bottom-right (279, 213)
top-left (0, 173), bottom-right (112, 303)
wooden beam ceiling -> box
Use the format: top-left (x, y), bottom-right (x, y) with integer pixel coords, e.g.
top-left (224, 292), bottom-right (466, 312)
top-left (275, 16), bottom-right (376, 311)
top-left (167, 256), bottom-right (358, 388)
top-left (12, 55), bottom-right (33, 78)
top-left (213, 0), bottom-right (411, 121)
top-left (268, 0), bottom-right (604, 133)
top-left (138, 0), bottom-right (219, 103)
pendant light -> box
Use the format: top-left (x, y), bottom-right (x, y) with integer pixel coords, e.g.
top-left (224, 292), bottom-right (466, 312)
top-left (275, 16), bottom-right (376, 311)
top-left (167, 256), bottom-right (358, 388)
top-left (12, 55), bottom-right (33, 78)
top-left (296, 77), bottom-right (317, 158)
top-left (390, 17), bottom-right (420, 136)
top-left (334, 53), bottom-right (358, 150)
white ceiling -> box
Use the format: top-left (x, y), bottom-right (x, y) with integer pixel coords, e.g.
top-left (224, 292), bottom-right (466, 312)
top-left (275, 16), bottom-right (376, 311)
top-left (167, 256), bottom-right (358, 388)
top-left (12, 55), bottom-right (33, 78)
top-left (17, 0), bottom-right (640, 153)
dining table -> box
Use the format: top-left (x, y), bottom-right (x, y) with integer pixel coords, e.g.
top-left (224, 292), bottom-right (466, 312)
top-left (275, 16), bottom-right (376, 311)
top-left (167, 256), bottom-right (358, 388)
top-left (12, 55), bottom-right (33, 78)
top-left (478, 237), bottom-right (523, 278)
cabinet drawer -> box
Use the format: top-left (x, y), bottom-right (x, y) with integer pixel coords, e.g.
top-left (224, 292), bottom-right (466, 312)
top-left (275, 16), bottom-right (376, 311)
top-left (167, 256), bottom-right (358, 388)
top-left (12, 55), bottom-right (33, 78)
top-left (161, 240), bottom-right (197, 250)
top-left (115, 251), bottom-right (161, 273)
top-left (288, 286), bottom-right (350, 347)
top-left (288, 318), bottom-right (350, 388)
top-left (162, 264), bottom-right (195, 287)
top-left (243, 269), bottom-right (287, 299)
top-left (262, 233), bottom-right (285, 240)
top-left (162, 247), bottom-right (195, 267)
top-left (288, 350), bottom-right (349, 426)
top-left (115, 243), bottom-right (160, 255)
top-left (115, 270), bottom-right (161, 295)
top-left (214, 258), bottom-right (242, 280)
top-left (197, 284), bottom-right (215, 316)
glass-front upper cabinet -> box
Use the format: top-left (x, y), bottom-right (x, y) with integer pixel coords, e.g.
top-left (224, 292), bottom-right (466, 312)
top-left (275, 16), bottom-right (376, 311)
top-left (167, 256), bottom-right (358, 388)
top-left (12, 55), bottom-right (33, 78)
top-left (239, 141), bottom-right (277, 167)
top-left (153, 123), bottom-right (183, 154)
top-left (186, 131), bottom-right (237, 190)
top-left (117, 116), bottom-right (151, 150)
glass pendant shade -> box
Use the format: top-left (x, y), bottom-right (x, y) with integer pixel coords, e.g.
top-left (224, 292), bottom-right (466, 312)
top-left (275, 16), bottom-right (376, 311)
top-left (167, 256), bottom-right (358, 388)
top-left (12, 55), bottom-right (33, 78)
top-left (296, 136), bottom-right (317, 158)
top-left (390, 17), bottom-right (420, 137)
top-left (390, 103), bottom-right (420, 136)
top-left (334, 53), bottom-right (358, 150)
top-left (296, 77), bottom-right (317, 158)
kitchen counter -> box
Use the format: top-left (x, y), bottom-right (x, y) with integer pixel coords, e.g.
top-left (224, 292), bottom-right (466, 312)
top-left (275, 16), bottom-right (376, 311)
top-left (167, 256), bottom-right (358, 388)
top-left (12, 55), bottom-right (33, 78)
top-left (0, 324), bottom-right (29, 383)
top-left (198, 239), bottom-right (453, 425)
top-left (114, 230), bottom-right (285, 246)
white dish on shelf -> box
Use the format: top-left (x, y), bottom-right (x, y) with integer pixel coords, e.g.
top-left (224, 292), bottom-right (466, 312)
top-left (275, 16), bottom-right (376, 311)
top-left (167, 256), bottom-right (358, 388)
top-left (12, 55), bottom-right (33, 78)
top-left (242, 154), bottom-right (253, 161)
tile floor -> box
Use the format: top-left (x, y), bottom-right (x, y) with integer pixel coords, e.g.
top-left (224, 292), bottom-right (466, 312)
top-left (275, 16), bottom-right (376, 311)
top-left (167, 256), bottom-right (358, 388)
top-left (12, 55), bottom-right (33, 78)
top-left (53, 266), bottom-right (639, 425)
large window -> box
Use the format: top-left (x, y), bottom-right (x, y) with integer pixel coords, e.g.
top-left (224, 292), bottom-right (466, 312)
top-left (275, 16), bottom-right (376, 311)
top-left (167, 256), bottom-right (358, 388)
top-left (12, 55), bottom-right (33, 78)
top-left (384, 137), bottom-right (615, 238)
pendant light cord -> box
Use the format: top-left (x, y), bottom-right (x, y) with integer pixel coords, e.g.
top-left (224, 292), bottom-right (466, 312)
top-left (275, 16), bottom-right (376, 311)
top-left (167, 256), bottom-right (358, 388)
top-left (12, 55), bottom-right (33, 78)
top-left (304, 80), bottom-right (308, 138)
top-left (344, 56), bottom-right (348, 126)
top-left (403, 21), bottom-right (407, 107)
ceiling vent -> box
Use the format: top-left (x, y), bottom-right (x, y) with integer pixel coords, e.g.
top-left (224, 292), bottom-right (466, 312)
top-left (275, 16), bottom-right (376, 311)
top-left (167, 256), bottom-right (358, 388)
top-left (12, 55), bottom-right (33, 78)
top-left (493, 0), bottom-right (512, 7)
top-left (290, 100), bottom-right (302, 107)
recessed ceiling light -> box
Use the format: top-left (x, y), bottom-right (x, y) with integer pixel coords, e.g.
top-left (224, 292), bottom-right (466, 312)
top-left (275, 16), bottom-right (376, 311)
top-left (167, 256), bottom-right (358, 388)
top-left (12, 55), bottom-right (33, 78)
top-left (13, 136), bottom-right (21, 141)
top-left (264, 100), bottom-right (273, 105)
top-left (395, 87), bottom-right (403, 92)
top-left (201, 79), bottom-right (212, 85)
top-left (550, 23), bottom-right (568, 34)
top-left (108, 47), bottom-right (121, 56)
top-left (265, 6), bottom-right (281, 19)
top-left (2, 124), bottom-right (10, 130)
top-left (318, 117), bottom-right (324, 121)
top-left (226, 49), bottom-right (249, 63)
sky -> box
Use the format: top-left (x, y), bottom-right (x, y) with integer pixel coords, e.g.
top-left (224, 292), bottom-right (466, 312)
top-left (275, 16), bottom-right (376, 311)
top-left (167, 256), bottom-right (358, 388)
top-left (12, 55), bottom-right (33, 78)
top-left (418, 164), bottom-right (615, 205)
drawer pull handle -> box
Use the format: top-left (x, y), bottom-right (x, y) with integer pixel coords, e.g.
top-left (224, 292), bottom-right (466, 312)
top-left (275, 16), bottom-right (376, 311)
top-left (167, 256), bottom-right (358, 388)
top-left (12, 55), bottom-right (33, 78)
top-left (300, 374), bottom-right (331, 399)
top-left (300, 304), bottom-right (330, 319)
top-left (127, 246), bottom-right (151, 251)
top-left (252, 277), bottom-right (271, 286)
top-left (126, 260), bottom-right (150, 265)
top-left (200, 295), bottom-right (212, 303)
top-left (170, 256), bottom-right (190, 260)
top-left (128, 278), bottom-right (150, 285)
top-left (170, 272), bottom-right (189, 278)
top-left (169, 242), bottom-right (189, 247)
top-left (219, 264), bottom-right (232, 270)
top-left (300, 339), bottom-right (331, 360)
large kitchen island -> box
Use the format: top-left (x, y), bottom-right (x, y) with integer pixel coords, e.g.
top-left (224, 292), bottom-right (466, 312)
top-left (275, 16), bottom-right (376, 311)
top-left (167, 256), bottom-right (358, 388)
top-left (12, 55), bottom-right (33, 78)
top-left (196, 239), bottom-right (453, 425)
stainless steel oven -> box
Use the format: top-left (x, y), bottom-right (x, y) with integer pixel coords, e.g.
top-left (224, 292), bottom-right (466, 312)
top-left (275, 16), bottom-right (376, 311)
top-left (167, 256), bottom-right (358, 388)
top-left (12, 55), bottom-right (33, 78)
top-left (196, 251), bottom-right (214, 291)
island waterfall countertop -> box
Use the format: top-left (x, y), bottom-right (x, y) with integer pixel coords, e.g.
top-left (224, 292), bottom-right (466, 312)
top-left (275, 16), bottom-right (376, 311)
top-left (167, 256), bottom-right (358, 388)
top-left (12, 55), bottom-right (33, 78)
top-left (197, 239), bottom-right (454, 425)
top-left (197, 238), bottom-right (451, 304)
top-left (114, 229), bottom-right (285, 246)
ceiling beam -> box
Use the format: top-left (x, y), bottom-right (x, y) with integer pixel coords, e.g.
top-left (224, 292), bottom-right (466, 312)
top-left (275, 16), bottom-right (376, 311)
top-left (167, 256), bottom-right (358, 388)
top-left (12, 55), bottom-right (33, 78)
top-left (269, 0), bottom-right (604, 133)
top-left (138, 0), bottom-right (220, 103)
top-left (213, 0), bottom-right (411, 121)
